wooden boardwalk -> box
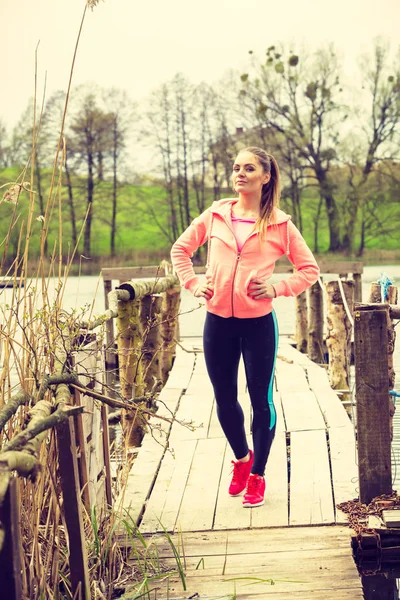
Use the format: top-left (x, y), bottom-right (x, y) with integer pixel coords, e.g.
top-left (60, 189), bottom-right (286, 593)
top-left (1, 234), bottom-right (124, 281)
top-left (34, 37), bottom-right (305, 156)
top-left (120, 301), bottom-right (363, 599)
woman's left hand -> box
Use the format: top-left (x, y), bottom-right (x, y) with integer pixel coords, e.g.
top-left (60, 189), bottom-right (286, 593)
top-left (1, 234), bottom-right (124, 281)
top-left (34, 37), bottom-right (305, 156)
top-left (247, 279), bottom-right (276, 299)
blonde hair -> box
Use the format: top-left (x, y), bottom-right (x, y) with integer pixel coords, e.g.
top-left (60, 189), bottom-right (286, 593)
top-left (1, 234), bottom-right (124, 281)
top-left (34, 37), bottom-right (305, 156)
top-left (239, 146), bottom-right (281, 239)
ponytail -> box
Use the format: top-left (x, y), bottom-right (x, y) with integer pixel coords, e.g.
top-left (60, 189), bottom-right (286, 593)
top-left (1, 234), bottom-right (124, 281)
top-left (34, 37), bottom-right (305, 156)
top-left (239, 147), bottom-right (280, 239)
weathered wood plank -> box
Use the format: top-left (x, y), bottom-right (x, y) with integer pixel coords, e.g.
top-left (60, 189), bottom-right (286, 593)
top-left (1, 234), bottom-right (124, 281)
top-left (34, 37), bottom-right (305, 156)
top-left (176, 437), bottom-right (226, 531)
top-left (277, 339), bottom-right (315, 367)
top-left (307, 365), bottom-right (353, 430)
top-left (213, 438), bottom-right (251, 530)
top-left (164, 345), bottom-right (196, 387)
top-left (154, 548), bottom-right (362, 598)
top-left (149, 525), bottom-right (357, 557)
top-left (280, 391), bottom-right (325, 432)
top-left (252, 431), bottom-right (288, 528)
top-left (328, 426), bottom-right (358, 523)
top-left (101, 265), bottom-right (169, 281)
top-left (290, 429), bottom-right (335, 525)
top-left (169, 387), bottom-right (214, 443)
top-left (120, 434), bottom-right (166, 528)
top-left (193, 260), bottom-right (363, 275)
top-left (275, 362), bottom-right (311, 393)
top-left (140, 439), bottom-right (197, 533)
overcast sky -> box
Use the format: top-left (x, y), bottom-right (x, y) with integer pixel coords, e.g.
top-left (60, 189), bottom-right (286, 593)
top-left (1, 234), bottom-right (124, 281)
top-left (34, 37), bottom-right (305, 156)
top-left (1, 0), bottom-right (399, 131)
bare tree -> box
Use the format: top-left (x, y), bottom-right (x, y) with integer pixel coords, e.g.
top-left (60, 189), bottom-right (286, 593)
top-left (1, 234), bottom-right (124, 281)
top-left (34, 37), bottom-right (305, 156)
top-left (238, 45), bottom-right (345, 251)
top-left (341, 41), bottom-right (400, 254)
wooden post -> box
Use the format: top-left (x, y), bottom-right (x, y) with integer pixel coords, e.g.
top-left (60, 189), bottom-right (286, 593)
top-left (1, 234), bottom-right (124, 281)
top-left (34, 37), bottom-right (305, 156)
top-left (57, 418), bottom-right (90, 600)
top-left (0, 477), bottom-right (22, 600)
top-left (116, 298), bottom-right (146, 446)
top-left (101, 404), bottom-right (113, 506)
top-left (161, 285), bottom-right (181, 384)
top-left (369, 283), bottom-right (398, 440)
top-left (103, 278), bottom-right (117, 398)
top-left (307, 280), bottom-right (324, 363)
top-left (140, 294), bottom-right (163, 393)
top-left (354, 304), bottom-right (392, 504)
top-left (353, 272), bottom-right (362, 303)
top-left (325, 280), bottom-right (354, 391)
top-left (116, 299), bottom-right (143, 401)
top-left (295, 291), bottom-right (308, 353)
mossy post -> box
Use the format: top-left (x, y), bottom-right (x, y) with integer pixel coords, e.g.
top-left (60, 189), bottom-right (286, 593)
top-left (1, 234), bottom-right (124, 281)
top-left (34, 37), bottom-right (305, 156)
top-left (325, 280), bottom-right (354, 394)
top-left (140, 294), bottom-right (163, 392)
top-left (295, 291), bottom-right (308, 353)
top-left (161, 285), bottom-right (181, 384)
top-left (116, 298), bottom-right (146, 446)
top-left (307, 280), bottom-right (324, 363)
top-left (369, 282), bottom-right (398, 440)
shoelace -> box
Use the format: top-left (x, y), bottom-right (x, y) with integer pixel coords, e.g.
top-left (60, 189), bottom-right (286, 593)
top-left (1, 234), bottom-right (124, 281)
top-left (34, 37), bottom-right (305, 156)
top-left (246, 475), bottom-right (262, 494)
top-left (231, 460), bottom-right (246, 483)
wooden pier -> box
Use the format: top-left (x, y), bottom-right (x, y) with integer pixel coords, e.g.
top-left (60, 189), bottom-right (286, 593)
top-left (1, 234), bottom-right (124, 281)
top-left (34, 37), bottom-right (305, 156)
top-left (120, 295), bottom-right (363, 599)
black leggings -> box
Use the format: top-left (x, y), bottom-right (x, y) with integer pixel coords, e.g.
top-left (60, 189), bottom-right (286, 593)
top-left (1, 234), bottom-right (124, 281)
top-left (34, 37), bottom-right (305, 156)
top-left (203, 311), bottom-right (278, 476)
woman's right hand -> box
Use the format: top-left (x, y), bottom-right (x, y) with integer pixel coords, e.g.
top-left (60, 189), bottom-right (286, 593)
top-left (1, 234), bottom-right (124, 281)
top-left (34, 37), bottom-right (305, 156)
top-left (193, 283), bottom-right (214, 300)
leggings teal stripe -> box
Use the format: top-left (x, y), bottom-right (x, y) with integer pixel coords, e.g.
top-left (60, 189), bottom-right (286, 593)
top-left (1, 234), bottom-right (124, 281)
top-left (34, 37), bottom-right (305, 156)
top-left (267, 310), bottom-right (279, 430)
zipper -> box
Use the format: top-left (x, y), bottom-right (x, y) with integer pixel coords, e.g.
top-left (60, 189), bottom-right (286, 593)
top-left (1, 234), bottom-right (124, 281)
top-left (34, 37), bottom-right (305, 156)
top-left (220, 211), bottom-right (258, 317)
top-left (231, 253), bottom-right (241, 316)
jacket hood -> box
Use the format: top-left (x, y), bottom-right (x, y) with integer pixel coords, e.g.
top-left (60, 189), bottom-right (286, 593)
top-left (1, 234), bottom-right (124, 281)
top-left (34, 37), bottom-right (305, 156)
top-left (209, 198), bottom-right (291, 225)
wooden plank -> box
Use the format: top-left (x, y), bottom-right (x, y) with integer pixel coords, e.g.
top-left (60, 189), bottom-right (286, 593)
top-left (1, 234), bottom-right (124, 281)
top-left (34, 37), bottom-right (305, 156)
top-left (169, 387), bottom-right (214, 443)
top-left (207, 400), bottom-right (222, 438)
top-left (154, 547), bottom-right (362, 598)
top-left (193, 260), bottom-right (363, 275)
top-left (213, 438), bottom-right (251, 530)
top-left (290, 429), bottom-right (335, 525)
top-left (57, 418), bottom-right (91, 599)
top-left (176, 437), bottom-right (226, 531)
top-left (382, 509), bottom-right (400, 527)
top-left (120, 434), bottom-right (166, 528)
top-left (328, 426), bottom-right (358, 523)
top-left (150, 525), bottom-right (357, 557)
top-left (275, 362), bottom-right (310, 393)
top-left (280, 391), bottom-right (325, 432)
top-left (0, 477), bottom-right (22, 600)
top-left (273, 391), bottom-right (286, 433)
top-left (251, 431), bottom-right (288, 528)
top-left (163, 346), bottom-right (196, 391)
top-left (307, 365), bottom-right (353, 430)
top-left (277, 340), bottom-right (315, 367)
top-left (101, 265), bottom-right (168, 281)
top-left (140, 439), bottom-right (197, 533)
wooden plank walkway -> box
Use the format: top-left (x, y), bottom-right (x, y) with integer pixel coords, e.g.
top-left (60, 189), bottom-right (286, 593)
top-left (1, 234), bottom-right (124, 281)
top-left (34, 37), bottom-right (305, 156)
top-left (120, 299), bottom-right (363, 598)
top-left (147, 526), bottom-right (363, 599)
top-left (122, 334), bottom-right (358, 534)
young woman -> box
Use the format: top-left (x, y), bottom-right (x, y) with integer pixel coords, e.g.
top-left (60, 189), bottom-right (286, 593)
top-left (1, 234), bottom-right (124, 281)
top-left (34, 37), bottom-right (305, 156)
top-left (171, 147), bottom-right (319, 508)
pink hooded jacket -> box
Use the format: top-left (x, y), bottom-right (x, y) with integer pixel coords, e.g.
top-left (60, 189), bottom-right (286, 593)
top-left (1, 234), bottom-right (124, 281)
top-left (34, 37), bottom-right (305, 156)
top-left (171, 198), bottom-right (319, 319)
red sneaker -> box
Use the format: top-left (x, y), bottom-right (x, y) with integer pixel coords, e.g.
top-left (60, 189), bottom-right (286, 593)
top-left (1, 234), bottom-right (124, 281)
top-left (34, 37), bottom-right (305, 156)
top-left (228, 450), bottom-right (254, 496)
top-left (242, 473), bottom-right (266, 508)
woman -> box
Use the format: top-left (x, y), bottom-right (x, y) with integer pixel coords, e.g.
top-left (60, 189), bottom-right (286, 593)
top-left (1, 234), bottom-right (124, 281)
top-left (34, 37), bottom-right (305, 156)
top-left (171, 146), bottom-right (319, 508)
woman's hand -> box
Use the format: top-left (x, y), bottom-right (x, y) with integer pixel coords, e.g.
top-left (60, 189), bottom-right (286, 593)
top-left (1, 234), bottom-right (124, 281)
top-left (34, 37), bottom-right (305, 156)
top-left (193, 283), bottom-right (214, 300)
top-left (248, 279), bottom-right (276, 300)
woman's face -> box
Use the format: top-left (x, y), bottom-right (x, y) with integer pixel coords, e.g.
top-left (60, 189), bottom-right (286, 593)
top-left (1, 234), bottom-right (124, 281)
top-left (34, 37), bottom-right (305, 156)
top-left (232, 151), bottom-right (270, 196)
